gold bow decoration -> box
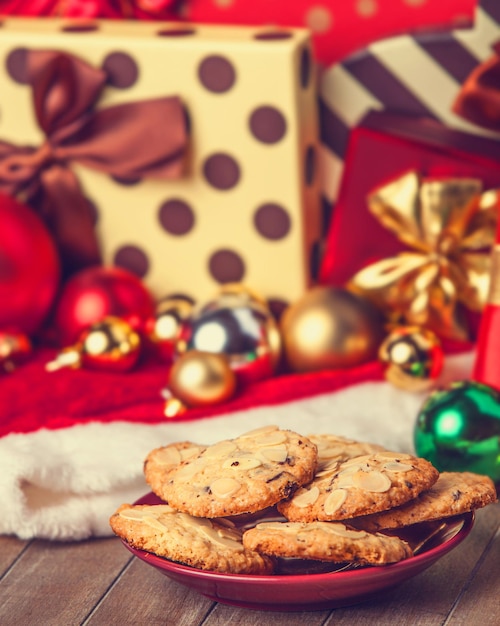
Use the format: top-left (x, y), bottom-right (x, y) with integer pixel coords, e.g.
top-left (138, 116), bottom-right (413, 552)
top-left (348, 171), bottom-right (500, 341)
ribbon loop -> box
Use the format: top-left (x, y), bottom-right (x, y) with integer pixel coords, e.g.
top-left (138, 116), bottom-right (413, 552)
top-left (350, 172), bottom-right (499, 341)
top-left (0, 49), bottom-right (188, 275)
top-left (453, 41), bottom-right (500, 133)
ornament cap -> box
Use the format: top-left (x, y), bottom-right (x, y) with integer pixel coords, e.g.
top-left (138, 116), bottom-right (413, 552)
top-left (45, 348), bottom-right (81, 372)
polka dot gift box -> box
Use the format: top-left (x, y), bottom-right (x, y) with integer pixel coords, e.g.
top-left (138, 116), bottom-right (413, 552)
top-left (0, 18), bottom-right (321, 308)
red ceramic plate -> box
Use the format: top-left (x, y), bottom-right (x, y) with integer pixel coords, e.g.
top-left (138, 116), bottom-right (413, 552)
top-left (122, 492), bottom-right (474, 612)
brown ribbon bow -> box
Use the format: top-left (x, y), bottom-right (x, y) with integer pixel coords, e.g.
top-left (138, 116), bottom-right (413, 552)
top-left (0, 49), bottom-right (187, 275)
top-left (453, 41), bottom-right (500, 133)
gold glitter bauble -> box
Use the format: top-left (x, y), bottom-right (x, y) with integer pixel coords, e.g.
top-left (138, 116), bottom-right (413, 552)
top-left (378, 326), bottom-right (444, 392)
top-left (280, 286), bottom-right (384, 372)
top-left (167, 350), bottom-right (237, 410)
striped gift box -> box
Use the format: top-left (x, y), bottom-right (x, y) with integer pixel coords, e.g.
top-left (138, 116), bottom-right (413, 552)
top-left (319, 0), bottom-right (500, 212)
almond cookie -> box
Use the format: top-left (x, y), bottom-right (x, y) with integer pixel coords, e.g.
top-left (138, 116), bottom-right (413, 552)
top-left (109, 503), bottom-right (274, 574)
top-left (308, 434), bottom-right (386, 469)
top-left (348, 471), bottom-right (498, 531)
top-left (159, 425), bottom-right (318, 518)
top-left (278, 450), bottom-right (439, 522)
top-left (243, 520), bottom-right (413, 565)
top-left (144, 441), bottom-right (206, 499)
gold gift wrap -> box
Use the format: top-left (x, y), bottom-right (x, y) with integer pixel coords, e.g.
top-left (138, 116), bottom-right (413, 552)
top-left (349, 171), bottom-right (499, 341)
top-left (0, 18), bottom-right (321, 306)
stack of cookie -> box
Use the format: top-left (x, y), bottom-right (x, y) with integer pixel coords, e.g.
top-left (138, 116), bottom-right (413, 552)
top-left (109, 426), bottom-right (497, 575)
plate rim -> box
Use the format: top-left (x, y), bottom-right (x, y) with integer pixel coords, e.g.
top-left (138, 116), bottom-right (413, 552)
top-left (126, 491), bottom-right (475, 586)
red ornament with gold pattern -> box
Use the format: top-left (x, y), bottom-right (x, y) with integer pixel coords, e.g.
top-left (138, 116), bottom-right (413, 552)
top-left (53, 266), bottom-right (155, 346)
top-left (46, 316), bottom-right (141, 372)
top-left (378, 326), bottom-right (444, 392)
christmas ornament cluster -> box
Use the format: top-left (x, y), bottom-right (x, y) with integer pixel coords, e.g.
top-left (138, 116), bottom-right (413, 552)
top-left (1, 190), bottom-right (447, 408)
top-left (3, 192), bottom-right (500, 485)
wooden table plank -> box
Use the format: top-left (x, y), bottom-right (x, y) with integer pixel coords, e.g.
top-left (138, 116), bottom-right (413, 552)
top-left (1, 502), bottom-right (499, 625)
top-left (0, 537), bottom-right (131, 626)
top-left (317, 504), bottom-right (500, 625)
top-left (446, 511), bottom-right (500, 625)
top-left (204, 605), bottom-right (331, 625)
top-left (0, 536), bottom-right (30, 576)
top-left (85, 556), bottom-right (215, 626)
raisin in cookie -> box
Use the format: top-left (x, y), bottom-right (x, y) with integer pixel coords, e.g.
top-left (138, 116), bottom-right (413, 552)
top-left (243, 520), bottom-right (413, 565)
top-left (278, 450), bottom-right (439, 522)
top-left (348, 471), bottom-right (498, 531)
top-left (110, 503), bottom-right (274, 574)
top-left (144, 441), bottom-right (206, 498)
top-left (159, 425), bottom-right (318, 518)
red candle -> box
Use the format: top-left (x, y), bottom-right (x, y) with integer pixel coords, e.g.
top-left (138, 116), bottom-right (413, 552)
top-left (472, 243), bottom-right (500, 390)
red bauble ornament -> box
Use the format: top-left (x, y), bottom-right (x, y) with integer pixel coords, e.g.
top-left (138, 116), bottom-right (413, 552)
top-left (0, 193), bottom-right (60, 335)
top-left (54, 266), bottom-right (155, 345)
top-left (46, 316), bottom-right (141, 372)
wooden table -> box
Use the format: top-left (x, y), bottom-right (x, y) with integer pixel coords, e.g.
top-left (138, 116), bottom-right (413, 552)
top-left (1, 502), bottom-right (499, 626)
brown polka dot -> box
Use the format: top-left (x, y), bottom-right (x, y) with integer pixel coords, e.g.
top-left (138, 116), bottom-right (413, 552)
top-left (6, 48), bottom-right (28, 84)
top-left (102, 52), bottom-right (139, 89)
top-left (198, 55), bottom-right (236, 93)
top-left (159, 199), bottom-right (195, 235)
top-left (249, 106), bottom-right (287, 144)
top-left (254, 31), bottom-right (293, 40)
top-left (300, 48), bottom-right (312, 89)
top-left (112, 175), bottom-right (142, 186)
top-left (267, 299), bottom-right (289, 322)
top-left (254, 204), bottom-right (291, 240)
top-left (157, 28), bottom-right (196, 37)
top-left (61, 23), bottom-right (99, 33)
top-left (203, 153), bottom-right (240, 190)
top-left (209, 249), bottom-right (245, 283)
top-left (114, 245), bottom-right (149, 279)
top-left (305, 145), bottom-right (316, 186)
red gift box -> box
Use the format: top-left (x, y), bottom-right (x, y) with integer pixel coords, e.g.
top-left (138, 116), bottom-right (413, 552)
top-left (319, 110), bottom-right (500, 339)
top-left (185, 0), bottom-right (477, 67)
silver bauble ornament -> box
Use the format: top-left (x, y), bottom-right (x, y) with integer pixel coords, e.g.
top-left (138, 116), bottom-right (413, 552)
top-left (183, 287), bottom-right (281, 383)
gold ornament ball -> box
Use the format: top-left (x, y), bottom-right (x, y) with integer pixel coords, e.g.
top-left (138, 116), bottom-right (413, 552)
top-left (378, 326), bottom-right (444, 392)
top-left (280, 286), bottom-right (385, 372)
top-left (168, 350), bottom-right (237, 407)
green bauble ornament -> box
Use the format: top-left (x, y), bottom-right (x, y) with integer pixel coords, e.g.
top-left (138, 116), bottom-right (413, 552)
top-left (414, 380), bottom-right (500, 483)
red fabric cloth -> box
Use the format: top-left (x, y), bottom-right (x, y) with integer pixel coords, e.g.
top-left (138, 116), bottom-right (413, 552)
top-left (0, 347), bottom-right (387, 437)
